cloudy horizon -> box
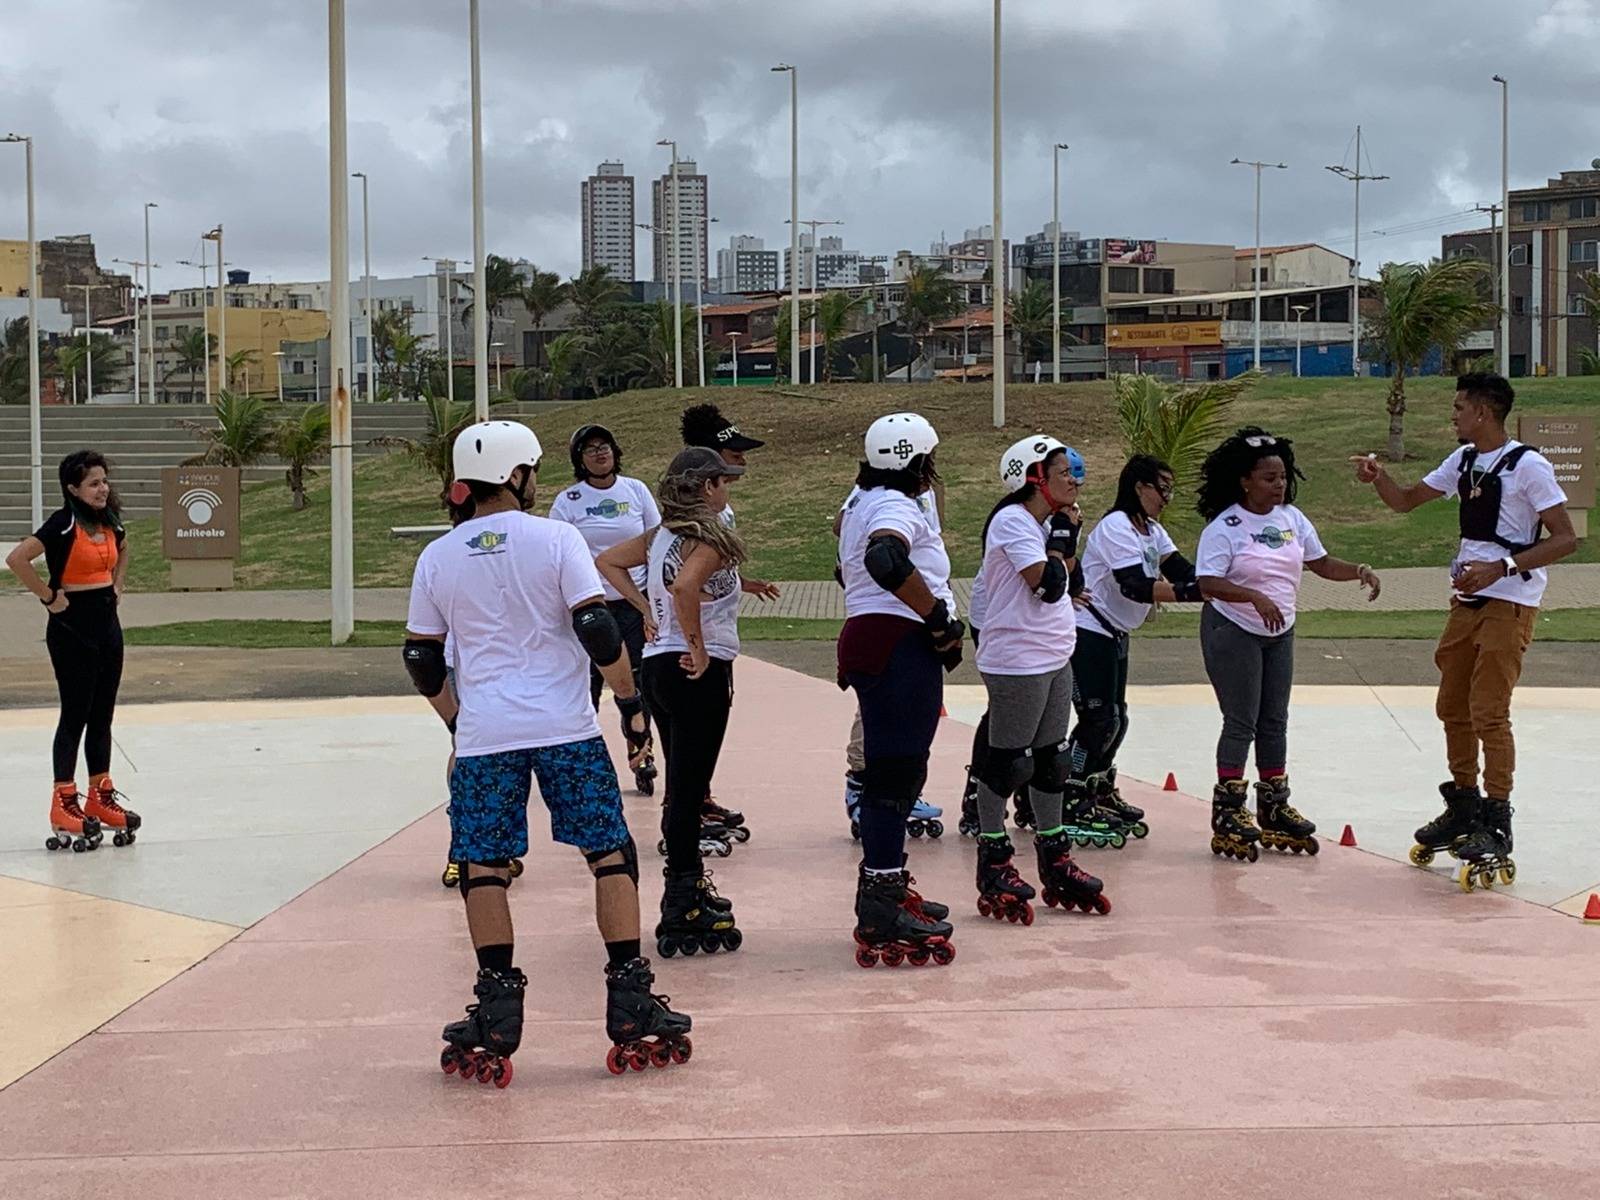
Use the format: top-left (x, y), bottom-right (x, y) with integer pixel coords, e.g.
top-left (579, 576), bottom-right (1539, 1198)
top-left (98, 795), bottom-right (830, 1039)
top-left (3, 0), bottom-right (1597, 295)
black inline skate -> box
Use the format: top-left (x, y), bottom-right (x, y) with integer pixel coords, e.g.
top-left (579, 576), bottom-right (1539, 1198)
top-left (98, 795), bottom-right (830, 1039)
top-left (1011, 784), bottom-right (1036, 833)
top-left (440, 966), bottom-right (526, 1088)
top-left (1062, 784), bottom-right (1128, 849)
top-left (1254, 776), bottom-right (1318, 855)
top-left (604, 956), bottom-right (693, 1074)
top-left (628, 734), bottom-right (658, 797)
top-left (975, 835), bottom-right (1036, 925)
top-left (656, 868), bottom-right (742, 957)
top-left (1089, 770), bottom-right (1148, 839)
top-left (900, 854), bottom-right (950, 922)
top-left (1035, 829), bottom-right (1111, 914)
top-left (957, 767), bottom-right (980, 837)
top-left (853, 866), bottom-right (955, 968)
top-left (1410, 782), bottom-right (1481, 868)
top-left (1454, 798), bottom-right (1516, 893)
top-left (1210, 780), bottom-right (1260, 862)
top-left (656, 797), bottom-right (738, 859)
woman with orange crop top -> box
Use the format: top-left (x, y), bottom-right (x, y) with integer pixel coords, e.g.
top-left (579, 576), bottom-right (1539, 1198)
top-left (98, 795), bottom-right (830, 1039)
top-left (5, 450), bottom-right (140, 851)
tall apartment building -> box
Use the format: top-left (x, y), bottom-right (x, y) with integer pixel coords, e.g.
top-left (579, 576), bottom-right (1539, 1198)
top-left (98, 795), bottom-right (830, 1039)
top-left (717, 235), bottom-right (781, 293)
top-left (651, 160), bottom-right (708, 288)
top-left (581, 161), bottom-right (636, 281)
top-left (783, 233), bottom-right (861, 289)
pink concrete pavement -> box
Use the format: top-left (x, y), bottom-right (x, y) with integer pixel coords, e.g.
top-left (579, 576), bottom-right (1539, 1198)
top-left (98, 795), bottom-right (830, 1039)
top-left (3, 657), bottom-right (1599, 1199)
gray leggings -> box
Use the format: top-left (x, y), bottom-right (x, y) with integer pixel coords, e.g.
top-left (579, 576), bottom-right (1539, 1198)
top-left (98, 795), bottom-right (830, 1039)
top-left (1199, 603), bottom-right (1295, 777)
top-left (976, 664), bottom-right (1074, 836)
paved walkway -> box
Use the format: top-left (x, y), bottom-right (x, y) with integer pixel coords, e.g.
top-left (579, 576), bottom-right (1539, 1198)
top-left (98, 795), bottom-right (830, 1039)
top-left (2, 661), bottom-right (1599, 1197)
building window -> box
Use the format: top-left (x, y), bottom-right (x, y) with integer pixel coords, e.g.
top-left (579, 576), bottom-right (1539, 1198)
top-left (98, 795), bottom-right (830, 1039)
top-left (1573, 294), bottom-right (1592, 316)
top-left (1512, 295), bottom-right (1526, 316)
top-left (291, 360), bottom-right (305, 374)
top-left (1521, 201), bottom-right (1552, 223)
top-left (174, 324), bottom-right (189, 338)
top-left (1450, 245), bottom-right (1479, 260)
top-left (1143, 268), bottom-right (1175, 295)
top-left (155, 325), bottom-right (169, 339)
top-left (1107, 266), bottom-right (1139, 293)
top-left (1510, 244), bottom-right (1528, 265)
top-left (1570, 197), bottom-right (1599, 220)
top-left (1569, 239), bottom-right (1598, 263)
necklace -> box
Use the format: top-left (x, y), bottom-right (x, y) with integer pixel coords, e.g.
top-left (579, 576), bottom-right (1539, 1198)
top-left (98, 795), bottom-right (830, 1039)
top-left (84, 525), bottom-right (115, 576)
top-left (1467, 447), bottom-right (1501, 500)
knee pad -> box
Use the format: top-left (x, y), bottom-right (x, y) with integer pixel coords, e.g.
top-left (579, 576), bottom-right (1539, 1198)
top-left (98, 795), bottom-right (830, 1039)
top-left (976, 744), bottom-right (1033, 799)
top-left (1073, 703), bottom-right (1120, 763)
top-left (1030, 738), bottom-right (1070, 794)
top-left (459, 861), bottom-right (512, 896)
top-left (861, 755), bottom-right (928, 816)
top-left (585, 836), bottom-right (639, 885)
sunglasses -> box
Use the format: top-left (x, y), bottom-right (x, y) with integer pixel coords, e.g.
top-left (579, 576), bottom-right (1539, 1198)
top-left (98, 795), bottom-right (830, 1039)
top-left (1244, 435), bottom-right (1278, 448)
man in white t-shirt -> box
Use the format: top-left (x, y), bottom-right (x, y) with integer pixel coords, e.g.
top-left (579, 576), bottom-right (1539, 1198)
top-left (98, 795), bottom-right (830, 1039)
top-left (404, 420), bottom-right (690, 1084)
top-left (1356, 373), bottom-right (1577, 881)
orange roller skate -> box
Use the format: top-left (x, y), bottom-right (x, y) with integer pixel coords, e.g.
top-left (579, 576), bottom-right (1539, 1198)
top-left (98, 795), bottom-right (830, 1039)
top-left (47, 783), bottom-right (103, 853)
top-left (85, 777), bottom-right (142, 847)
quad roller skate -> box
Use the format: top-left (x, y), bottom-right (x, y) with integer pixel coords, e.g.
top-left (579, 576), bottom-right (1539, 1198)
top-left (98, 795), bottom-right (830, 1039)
top-left (656, 869), bottom-right (742, 958)
top-left (1035, 829), bottom-right (1111, 914)
top-left (1088, 770), bottom-right (1148, 839)
top-left (905, 796), bottom-right (944, 840)
top-left (45, 784), bottom-right (102, 853)
top-left (853, 866), bottom-right (955, 968)
top-left (1254, 777), bottom-right (1318, 856)
top-left (84, 778), bottom-right (141, 847)
top-left (604, 956), bottom-right (693, 1075)
top-left (1210, 780), bottom-right (1260, 862)
top-left (975, 835), bottom-right (1036, 925)
top-left (1454, 799), bottom-right (1517, 893)
top-left (957, 768), bottom-right (980, 837)
top-left (441, 858), bottom-right (523, 888)
top-left (1409, 782), bottom-right (1481, 868)
top-left (440, 966), bottom-right (525, 1089)
top-left (1062, 785), bottom-right (1128, 849)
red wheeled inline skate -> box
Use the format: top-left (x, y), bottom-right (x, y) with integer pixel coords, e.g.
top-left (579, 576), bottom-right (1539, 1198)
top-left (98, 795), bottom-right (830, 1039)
top-left (440, 966), bottom-right (525, 1089)
top-left (1035, 830), bottom-right (1112, 915)
top-left (853, 866), bottom-right (955, 968)
top-left (975, 835), bottom-right (1036, 925)
top-left (604, 956), bottom-right (693, 1074)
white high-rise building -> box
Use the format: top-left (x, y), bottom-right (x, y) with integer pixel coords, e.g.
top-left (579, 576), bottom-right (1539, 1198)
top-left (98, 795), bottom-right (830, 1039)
top-left (581, 161), bottom-right (635, 281)
top-left (651, 160), bottom-right (708, 288)
top-left (784, 233), bottom-right (861, 289)
top-left (716, 235), bottom-right (781, 293)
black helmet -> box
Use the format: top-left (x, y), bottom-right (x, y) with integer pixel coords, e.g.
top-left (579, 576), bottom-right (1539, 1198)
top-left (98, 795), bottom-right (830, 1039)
top-left (569, 424), bottom-right (622, 480)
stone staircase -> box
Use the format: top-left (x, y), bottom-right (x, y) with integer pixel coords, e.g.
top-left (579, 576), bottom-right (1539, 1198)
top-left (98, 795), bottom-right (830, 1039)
top-left (0, 403), bottom-right (434, 541)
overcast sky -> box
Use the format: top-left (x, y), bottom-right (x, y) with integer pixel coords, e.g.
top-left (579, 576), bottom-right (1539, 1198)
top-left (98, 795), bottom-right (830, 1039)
top-left (3, 0), bottom-right (1597, 296)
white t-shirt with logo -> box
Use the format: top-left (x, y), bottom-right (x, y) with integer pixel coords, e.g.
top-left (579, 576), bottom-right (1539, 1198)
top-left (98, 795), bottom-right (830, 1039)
top-left (407, 512), bottom-right (605, 756)
top-left (974, 504), bottom-right (1076, 675)
top-left (840, 486), bottom-right (954, 622)
top-left (644, 529), bottom-right (742, 662)
top-left (1421, 441), bottom-right (1567, 607)
top-left (1077, 511), bottom-right (1179, 636)
top-left (1196, 503), bottom-right (1327, 636)
top-left (548, 476), bottom-right (661, 601)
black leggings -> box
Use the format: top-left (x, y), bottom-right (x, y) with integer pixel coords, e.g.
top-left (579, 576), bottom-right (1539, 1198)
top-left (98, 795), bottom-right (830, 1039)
top-left (643, 654), bottom-right (733, 875)
top-left (588, 599), bottom-right (652, 740)
top-left (1067, 628), bottom-right (1130, 782)
top-left (46, 588), bottom-right (124, 783)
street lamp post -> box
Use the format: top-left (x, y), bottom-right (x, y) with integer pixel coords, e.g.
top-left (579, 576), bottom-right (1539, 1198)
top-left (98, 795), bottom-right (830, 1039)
top-left (329, 0), bottom-right (354, 644)
top-left (468, 0), bottom-right (488, 418)
top-left (143, 202), bottom-right (158, 404)
top-left (1326, 127), bottom-right (1387, 378)
top-left (786, 217), bottom-right (842, 382)
top-left (1493, 74), bottom-right (1510, 377)
top-left (657, 139), bottom-right (683, 388)
top-left (1052, 141), bottom-right (1068, 384)
top-left (728, 331), bottom-right (742, 388)
top-left (992, 0), bottom-right (1005, 427)
top-left (772, 64), bottom-right (799, 386)
top-left (3, 133), bottom-right (42, 525)
top-left (1231, 157), bottom-right (1288, 371)
top-left (112, 258), bottom-right (150, 404)
top-left (423, 257), bottom-right (459, 408)
top-left (1291, 304), bottom-right (1311, 377)
top-left (695, 215), bottom-right (719, 388)
top-left (177, 257), bottom-right (212, 403)
top-left (273, 349), bottom-right (286, 402)
top-left (352, 171), bottom-right (373, 399)
top-left (490, 341), bottom-right (504, 392)
top-left (203, 225), bottom-right (226, 389)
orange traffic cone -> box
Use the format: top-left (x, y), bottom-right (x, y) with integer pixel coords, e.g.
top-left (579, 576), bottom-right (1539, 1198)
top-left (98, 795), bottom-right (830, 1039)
top-left (1339, 825), bottom-right (1357, 847)
top-left (939, 705), bottom-right (948, 718)
top-left (1583, 894), bottom-right (1600, 923)
top-left (1162, 772), bottom-right (1178, 792)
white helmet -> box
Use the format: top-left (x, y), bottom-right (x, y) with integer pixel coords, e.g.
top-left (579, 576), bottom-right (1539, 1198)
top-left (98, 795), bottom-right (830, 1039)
top-left (865, 412), bottom-right (939, 471)
top-left (999, 435), bottom-right (1068, 493)
top-left (453, 420), bottom-right (543, 485)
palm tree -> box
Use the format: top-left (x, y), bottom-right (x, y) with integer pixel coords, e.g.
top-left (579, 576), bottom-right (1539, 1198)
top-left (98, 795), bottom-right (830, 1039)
top-left (1113, 371), bottom-right (1257, 485)
top-left (370, 390), bottom-right (479, 498)
top-left (1577, 269), bottom-right (1600, 375)
top-left (1007, 279), bottom-right (1058, 367)
top-left (166, 328), bottom-right (216, 400)
top-left (816, 291), bottom-right (865, 383)
top-left (544, 332), bottom-right (586, 400)
top-left (55, 342), bottom-right (87, 404)
top-left (458, 253), bottom-right (525, 331)
top-left (581, 322), bottom-right (647, 396)
top-left (226, 347), bottom-right (260, 392)
top-left (520, 266), bottom-right (569, 384)
top-left (275, 403), bottom-right (332, 510)
top-left (643, 300), bottom-right (696, 387)
top-left (0, 317), bottom-right (39, 405)
top-left (182, 390), bottom-right (277, 466)
top-left (900, 265), bottom-right (964, 373)
top-left (568, 265), bottom-right (626, 329)
top-left (1368, 259), bottom-right (1499, 460)
top-left (52, 338), bottom-right (123, 403)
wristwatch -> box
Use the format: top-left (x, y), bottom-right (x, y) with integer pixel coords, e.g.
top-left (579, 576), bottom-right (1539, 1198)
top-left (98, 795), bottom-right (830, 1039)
top-left (1502, 557), bottom-right (1518, 577)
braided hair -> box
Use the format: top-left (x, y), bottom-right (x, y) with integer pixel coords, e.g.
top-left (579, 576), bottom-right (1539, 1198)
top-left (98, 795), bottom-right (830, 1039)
top-left (1195, 427), bottom-right (1303, 521)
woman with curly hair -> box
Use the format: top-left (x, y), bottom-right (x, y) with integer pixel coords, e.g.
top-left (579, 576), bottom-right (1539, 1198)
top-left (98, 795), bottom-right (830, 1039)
top-left (1194, 427), bottom-right (1380, 862)
top-left (598, 447), bottom-right (746, 959)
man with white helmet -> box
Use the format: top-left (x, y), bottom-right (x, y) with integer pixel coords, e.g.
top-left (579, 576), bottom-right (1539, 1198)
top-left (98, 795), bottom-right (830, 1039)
top-left (837, 412), bottom-right (960, 968)
top-left (966, 436), bottom-right (1110, 923)
top-left (404, 420), bottom-right (692, 1086)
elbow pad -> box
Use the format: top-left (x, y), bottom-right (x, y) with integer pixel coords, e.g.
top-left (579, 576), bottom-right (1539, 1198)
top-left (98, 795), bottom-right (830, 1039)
top-left (1033, 557), bottom-right (1069, 604)
top-left (864, 534), bottom-right (915, 592)
top-left (403, 639), bottom-right (449, 699)
top-left (1160, 551), bottom-right (1198, 586)
top-left (1111, 564), bottom-right (1156, 605)
top-left (572, 603), bottom-right (624, 668)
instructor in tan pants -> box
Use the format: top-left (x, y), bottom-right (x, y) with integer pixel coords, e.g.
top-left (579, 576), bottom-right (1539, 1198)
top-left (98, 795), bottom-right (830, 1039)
top-left (1355, 373), bottom-right (1576, 875)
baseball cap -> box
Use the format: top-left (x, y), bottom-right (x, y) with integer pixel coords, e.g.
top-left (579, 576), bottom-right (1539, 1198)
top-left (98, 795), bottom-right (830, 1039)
top-left (682, 403), bottom-right (765, 452)
top-left (666, 446), bottom-right (746, 480)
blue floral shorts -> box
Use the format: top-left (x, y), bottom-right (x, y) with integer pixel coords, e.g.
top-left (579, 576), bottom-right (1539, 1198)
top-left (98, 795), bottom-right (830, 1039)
top-left (449, 737), bottom-right (630, 862)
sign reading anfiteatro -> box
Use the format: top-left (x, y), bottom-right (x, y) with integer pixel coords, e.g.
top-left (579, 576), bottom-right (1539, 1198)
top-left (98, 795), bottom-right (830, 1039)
top-left (161, 466), bottom-right (241, 559)
top-left (1518, 414), bottom-right (1595, 510)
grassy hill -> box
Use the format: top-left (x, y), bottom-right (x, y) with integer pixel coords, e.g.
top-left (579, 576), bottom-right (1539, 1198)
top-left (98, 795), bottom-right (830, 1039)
top-left (121, 375), bottom-right (1596, 592)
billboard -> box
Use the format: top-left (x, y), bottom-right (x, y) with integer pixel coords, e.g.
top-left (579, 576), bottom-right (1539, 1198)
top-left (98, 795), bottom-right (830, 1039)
top-left (1518, 414), bottom-right (1594, 510)
top-left (1106, 321), bottom-right (1223, 347)
top-left (1103, 239), bottom-right (1157, 265)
